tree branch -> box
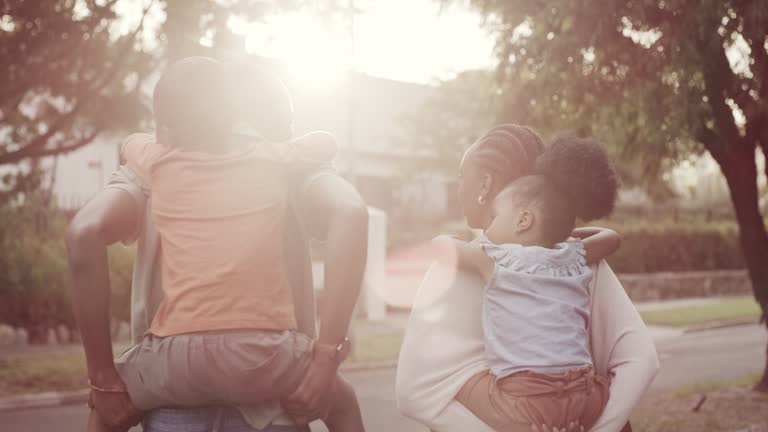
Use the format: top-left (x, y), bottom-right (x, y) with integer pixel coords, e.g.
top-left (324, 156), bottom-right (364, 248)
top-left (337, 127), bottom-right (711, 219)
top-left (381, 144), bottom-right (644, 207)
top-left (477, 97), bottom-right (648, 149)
top-left (698, 31), bottom-right (742, 147)
top-left (28, 131), bottom-right (100, 159)
top-left (0, 0), bottom-right (154, 166)
top-left (0, 130), bottom-right (100, 165)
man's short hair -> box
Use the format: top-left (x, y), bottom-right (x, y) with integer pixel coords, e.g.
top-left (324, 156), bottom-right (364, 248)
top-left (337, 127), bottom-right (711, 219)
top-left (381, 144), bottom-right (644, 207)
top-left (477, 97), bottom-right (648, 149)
top-left (227, 61), bottom-right (294, 142)
top-left (153, 57), bottom-right (235, 146)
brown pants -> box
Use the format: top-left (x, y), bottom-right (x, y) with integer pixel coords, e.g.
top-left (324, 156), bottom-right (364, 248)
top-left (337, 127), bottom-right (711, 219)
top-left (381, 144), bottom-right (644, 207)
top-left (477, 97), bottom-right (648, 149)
top-left (456, 367), bottom-right (609, 432)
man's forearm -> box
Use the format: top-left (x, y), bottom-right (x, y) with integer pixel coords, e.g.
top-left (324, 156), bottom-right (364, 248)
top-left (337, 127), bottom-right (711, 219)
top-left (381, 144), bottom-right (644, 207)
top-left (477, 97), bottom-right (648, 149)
top-left (317, 205), bottom-right (369, 346)
top-left (67, 225), bottom-right (118, 384)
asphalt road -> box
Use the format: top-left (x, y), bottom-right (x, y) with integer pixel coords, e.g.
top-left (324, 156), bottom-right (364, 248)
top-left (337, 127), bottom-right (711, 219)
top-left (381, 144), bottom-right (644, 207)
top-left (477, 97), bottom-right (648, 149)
top-left (1, 325), bottom-right (765, 432)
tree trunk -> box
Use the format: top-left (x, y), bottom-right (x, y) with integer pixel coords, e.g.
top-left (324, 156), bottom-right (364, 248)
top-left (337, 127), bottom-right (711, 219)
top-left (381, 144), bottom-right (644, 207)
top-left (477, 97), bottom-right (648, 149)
top-left (718, 144), bottom-right (768, 392)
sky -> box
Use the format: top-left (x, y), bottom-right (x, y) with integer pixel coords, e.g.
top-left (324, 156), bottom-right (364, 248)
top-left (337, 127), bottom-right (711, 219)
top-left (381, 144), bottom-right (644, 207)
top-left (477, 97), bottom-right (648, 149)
top-left (227, 0), bottom-right (496, 86)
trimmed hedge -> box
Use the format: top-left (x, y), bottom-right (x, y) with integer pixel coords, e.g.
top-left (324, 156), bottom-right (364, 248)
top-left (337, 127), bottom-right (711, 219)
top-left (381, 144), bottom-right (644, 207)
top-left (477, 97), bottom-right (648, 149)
top-left (601, 220), bottom-right (744, 274)
top-left (386, 219), bottom-right (747, 275)
top-left (0, 200), bottom-right (133, 342)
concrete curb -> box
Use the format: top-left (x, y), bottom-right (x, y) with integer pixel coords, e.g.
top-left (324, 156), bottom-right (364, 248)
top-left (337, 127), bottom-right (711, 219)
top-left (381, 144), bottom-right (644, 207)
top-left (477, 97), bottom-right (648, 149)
top-left (0, 389), bottom-right (88, 412)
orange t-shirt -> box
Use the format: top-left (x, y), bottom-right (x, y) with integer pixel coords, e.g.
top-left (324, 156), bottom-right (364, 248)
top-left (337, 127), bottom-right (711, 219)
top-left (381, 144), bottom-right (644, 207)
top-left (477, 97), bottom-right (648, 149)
top-left (121, 133), bottom-right (296, 336)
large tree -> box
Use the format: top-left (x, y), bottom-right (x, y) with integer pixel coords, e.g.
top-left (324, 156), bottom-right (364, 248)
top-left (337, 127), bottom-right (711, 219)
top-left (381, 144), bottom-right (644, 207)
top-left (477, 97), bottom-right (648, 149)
top-left (0, 0), bottom-right (299, 201)
top-left (464, 0), bottom-right (768, 390)
top-left (0, 1), bottom-right (156, 165)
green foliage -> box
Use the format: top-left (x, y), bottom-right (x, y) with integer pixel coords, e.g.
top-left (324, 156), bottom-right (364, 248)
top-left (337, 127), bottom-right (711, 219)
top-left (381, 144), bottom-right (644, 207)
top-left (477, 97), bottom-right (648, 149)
top-left (0, 352), bottom-right (87, 396)
top-left (0, 0), bottom-right (156, 165)
top-left (464, 0), bottom-right (768, 168)
top-left (456, 0), bottom-right (768, 202)
top-left (0, 0), bottom-right (303, 201)
top-left (0, 198), bottom-right (134, 341)
top-left (107, 242), bottom-right (135, 324)
top-left (461, 0), bottom-right (768, 328)
top-left (603, 219), bottom-right (743, 273)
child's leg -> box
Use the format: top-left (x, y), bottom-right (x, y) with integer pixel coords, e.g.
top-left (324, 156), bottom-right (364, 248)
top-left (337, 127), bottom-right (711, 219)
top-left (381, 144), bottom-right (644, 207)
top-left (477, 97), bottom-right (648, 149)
top-left (86, 410), bottom-right (112, 432)
top-left (455, 370), bottom-right (539, 432)
top-left (455, 370), bottom-right (513, 430)
top-left (322, 374), bottom-right (365, 432)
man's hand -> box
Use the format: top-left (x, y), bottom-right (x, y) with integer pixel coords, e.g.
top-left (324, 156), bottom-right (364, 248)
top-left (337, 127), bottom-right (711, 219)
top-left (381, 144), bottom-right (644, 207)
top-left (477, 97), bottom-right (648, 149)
top-left (88, 370), bottom-right (141, 431)
top-left (281, 347), bottom-right (339, 425)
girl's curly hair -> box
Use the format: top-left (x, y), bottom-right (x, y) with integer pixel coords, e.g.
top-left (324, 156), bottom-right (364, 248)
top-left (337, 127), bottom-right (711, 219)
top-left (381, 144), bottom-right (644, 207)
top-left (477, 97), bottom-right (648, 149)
top-left (502, 136), bottom-right (618, 245)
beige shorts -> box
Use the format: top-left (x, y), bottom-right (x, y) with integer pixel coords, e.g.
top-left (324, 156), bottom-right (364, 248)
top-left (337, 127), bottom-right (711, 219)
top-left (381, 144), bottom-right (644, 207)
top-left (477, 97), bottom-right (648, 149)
top-left (115, 330), bottom-right (313, 411)
top-left (456, 366), bottom-right (610, 432)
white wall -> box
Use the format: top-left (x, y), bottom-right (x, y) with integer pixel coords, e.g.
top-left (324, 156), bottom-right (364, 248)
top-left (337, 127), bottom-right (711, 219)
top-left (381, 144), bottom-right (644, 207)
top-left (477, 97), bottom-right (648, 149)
top-left (50, 135), bottom-right (121, 209)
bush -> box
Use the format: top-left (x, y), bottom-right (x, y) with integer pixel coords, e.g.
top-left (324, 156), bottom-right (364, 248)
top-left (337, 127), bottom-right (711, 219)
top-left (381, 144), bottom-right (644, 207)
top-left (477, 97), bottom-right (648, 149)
top-left (599, 220), bottom-right (744, 274)
top-left (0, 198), bottom-right (134, 342)
top-left (384, 217), bottom-right (747, 274)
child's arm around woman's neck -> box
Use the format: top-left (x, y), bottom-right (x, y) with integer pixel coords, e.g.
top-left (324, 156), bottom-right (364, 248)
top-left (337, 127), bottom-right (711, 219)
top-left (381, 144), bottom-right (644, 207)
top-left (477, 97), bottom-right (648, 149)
top-left (571, 227), bottom-right (622, 264)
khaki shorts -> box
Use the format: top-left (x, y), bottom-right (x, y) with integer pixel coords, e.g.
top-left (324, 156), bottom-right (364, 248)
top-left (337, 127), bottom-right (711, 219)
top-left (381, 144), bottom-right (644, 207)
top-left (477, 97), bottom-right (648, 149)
top-left (115, 330), bottom-right (313, 411)
top-left (456, 367), bottom-right (610, 432)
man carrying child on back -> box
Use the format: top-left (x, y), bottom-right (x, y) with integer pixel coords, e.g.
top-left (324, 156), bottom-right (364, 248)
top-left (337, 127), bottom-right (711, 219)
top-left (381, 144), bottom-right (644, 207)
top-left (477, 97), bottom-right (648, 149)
top-left (68, 57), bottom-right (368, 432)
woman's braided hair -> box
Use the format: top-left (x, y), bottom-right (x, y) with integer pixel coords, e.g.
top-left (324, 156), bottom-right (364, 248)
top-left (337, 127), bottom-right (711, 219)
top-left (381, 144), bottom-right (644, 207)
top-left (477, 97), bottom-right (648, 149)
top-left (470, 124), bottom-right (546, 188)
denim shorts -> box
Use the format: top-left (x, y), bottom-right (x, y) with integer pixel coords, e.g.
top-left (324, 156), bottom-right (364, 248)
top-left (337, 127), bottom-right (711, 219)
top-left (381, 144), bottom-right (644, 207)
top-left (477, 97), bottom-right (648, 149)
top-left (142, 407), bottom-right (309, 432)
top-left (116, 329), bottom-right (313, 411)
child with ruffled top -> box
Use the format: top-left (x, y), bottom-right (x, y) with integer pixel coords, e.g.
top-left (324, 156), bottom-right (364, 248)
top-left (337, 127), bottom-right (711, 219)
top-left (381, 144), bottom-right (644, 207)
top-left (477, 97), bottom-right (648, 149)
top-left (434, 136), bottom-right (620, 432)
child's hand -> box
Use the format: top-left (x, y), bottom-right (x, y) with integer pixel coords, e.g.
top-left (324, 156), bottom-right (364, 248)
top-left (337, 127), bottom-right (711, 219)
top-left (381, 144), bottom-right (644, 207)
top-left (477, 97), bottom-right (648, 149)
top-left (573, 226), bottom-right (621, 264)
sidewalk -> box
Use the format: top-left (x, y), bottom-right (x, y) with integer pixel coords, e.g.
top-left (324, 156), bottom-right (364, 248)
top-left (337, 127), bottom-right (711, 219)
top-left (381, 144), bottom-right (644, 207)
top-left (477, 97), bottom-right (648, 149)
top-left (633, 296), bottom-right (739, 311)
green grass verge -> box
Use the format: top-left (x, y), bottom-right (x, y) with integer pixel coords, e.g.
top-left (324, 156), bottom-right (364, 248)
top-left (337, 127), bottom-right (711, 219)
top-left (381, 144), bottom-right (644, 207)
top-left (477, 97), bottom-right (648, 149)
top-left (0, 343), bottom-right (130, 398)
top-left (639, 296), bottom-right (761, 327)
top-left (349, 333), bottom-right (403, 365)
top-left (0, 352), bottom-right (87, 397)
top-left (632, 373), bottom-right (768, 432)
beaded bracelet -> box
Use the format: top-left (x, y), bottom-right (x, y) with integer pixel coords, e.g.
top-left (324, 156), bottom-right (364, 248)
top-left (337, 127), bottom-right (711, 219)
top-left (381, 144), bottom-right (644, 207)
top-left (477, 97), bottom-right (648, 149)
top-left (88, 379), bottom-right (128, 394)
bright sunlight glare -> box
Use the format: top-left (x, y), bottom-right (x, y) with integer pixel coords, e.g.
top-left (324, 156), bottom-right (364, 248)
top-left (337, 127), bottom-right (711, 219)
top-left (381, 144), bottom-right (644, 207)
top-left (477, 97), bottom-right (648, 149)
top-left (229, 12), bottom-right (352, 91)
top-left (228, 0), bottom-right (495, 89)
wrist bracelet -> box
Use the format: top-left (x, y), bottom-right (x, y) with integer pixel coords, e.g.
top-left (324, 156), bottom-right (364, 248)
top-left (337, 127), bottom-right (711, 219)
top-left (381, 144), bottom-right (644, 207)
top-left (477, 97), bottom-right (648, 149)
top-left (88, 379), bottom-right (128, 393)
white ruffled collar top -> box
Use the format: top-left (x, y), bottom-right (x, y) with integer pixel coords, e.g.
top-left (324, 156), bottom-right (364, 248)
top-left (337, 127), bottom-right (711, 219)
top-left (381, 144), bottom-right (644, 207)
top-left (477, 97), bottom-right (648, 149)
top-left (479, 235), bottom-right (588, 278)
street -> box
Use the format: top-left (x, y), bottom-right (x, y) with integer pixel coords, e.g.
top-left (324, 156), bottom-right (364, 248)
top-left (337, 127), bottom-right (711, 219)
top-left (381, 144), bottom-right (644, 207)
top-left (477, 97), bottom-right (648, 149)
top-left (1, 325), bottom-right (765, 432)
